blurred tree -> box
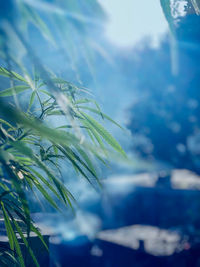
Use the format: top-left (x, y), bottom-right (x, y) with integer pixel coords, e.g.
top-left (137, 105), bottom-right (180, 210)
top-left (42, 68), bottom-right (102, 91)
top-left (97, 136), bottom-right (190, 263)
top-left (127, 3), bottom-right (200, 174)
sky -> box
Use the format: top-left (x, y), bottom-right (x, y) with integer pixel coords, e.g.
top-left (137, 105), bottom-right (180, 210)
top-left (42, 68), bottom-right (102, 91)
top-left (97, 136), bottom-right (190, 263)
top-left (99, 0), bottom-right (168, 48)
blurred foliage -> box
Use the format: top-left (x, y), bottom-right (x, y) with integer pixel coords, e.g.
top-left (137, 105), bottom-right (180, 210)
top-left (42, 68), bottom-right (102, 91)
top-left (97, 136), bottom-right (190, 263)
top-left (160, 0), bottom-right (200, 32)
top-left (128, 2), bottom-right (200, 173)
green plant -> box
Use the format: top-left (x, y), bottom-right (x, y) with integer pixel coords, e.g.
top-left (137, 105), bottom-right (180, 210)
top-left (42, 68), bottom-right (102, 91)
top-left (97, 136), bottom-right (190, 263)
top-left (0, 1), bottom-right (125, 266)
top-left (0, 67), bottom-right (125, 266)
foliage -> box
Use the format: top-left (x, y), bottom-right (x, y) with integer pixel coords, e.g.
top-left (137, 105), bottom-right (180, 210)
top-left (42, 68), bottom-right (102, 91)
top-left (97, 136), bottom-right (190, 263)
top-left (127, 4), bottom-right (200, 173)
top-left (0, 1), bottom-right (125, 266)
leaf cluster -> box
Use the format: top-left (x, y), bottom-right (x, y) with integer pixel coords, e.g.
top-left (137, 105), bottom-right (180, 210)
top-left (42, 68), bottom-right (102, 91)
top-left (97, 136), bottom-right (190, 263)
top-left (0, 66), bottom-right (125, 266)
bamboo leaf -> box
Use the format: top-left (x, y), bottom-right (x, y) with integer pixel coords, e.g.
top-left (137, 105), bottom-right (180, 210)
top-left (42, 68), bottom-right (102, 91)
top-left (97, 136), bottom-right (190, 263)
top-left (0, 119), bottom-right (16, 130)
top-left (1, 202), bottom-right (25, 267)
top-left (0, 67), bottom-right (27, 83)
top-left (11, 141), bottom-right (73, 207)
top-left (77, 147), bottom-right (98, 178)
top-left (57, 145), bottom-right (93, 185)
top-left (81, 119), bottom-right (107, 153)
top-left (22, 4), bottom-right (55, 46)
top-left (1, 202), bottom-right (14, 251)
top-left (0, 85), bottom-right (30, 97)
top-left (28, 91), bottom-right (36, 110)
top-left (80, 112), bottom-right (126, 157)
top-left (77, 106), bottom-right (124, 129)
top-left (6, 203), bottom-right (48, 251)
top-left (12, 218), bottom-right (39, 267)
top-left (26, 167), bottom-right (64, 203)
top-left (29, 176), bottom-right (60, 211)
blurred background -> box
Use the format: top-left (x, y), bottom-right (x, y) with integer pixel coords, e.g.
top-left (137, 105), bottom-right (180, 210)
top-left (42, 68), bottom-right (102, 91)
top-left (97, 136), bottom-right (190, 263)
top-left (1, 0), bottom-right (200, 266)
